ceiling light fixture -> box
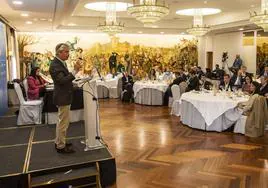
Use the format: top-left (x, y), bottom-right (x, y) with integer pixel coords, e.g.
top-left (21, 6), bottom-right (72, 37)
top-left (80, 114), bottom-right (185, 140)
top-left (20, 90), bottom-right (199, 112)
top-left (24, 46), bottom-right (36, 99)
top-left (127, 0), bottom-right (170, 26)
top-left (97, 2), bottom-right (124, 36)
top-left (187, 9), bottom-right (210, 36)
top-left (84, 2), bottom-right (131, 12)
top-left (67, 23), bottom-right (76, 26)
top-left (160, 32), bottom-right (164, 34)
top-left (25, 21), bottom-right (32, 24)
top-left (239, 28), bottom-right (244, 31)
top-left (250, 0), bottom-right (268, 32)
top-left (176, 8), bottom-right (221, 16)
top-left (20, 13), bottom-right (29, 17)
top-left (138, 31), bottom-right (143, 33)
top-left (12, 1), bottom-right (23, 5)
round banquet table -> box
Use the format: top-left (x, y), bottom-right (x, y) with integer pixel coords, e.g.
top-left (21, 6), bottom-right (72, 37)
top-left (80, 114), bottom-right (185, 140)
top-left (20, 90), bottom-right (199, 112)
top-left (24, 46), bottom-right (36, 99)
top-left (180, 91), bottom-right (249, 132)
top-left (133, 81), bottom-right (168, 105)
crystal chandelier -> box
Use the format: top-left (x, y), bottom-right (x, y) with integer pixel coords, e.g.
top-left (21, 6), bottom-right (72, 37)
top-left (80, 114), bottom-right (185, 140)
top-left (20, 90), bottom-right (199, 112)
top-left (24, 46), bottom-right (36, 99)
top-left (127, 0), bottom-right (169, 25)
top-left (97, 2), bottom-right (124, 36)
top-left (187, 11), bottom-right (210, 36)
top-left (250, 0), bottom-right (268, 32)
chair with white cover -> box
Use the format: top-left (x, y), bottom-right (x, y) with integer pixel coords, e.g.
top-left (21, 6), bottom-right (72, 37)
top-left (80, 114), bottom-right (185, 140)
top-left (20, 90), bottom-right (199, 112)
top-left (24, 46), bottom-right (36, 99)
top-left (22, 79), bottom-right (29, 100)
top-left (14, 83), bottom-right (43, 125)
top-left (170, 85), bottom-right (181, 116)
top-left (109, 77), bottom-right (122, 98)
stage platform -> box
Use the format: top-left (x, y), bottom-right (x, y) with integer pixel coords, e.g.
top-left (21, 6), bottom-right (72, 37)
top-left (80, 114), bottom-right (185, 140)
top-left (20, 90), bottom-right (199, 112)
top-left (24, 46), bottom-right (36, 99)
top-left (0, 117), bottom-right (116, 188)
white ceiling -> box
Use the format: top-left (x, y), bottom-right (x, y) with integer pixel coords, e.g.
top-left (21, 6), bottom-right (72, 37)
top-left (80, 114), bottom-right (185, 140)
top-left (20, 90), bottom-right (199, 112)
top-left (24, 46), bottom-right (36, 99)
top-left (0, 0), bottom-right (263, 34)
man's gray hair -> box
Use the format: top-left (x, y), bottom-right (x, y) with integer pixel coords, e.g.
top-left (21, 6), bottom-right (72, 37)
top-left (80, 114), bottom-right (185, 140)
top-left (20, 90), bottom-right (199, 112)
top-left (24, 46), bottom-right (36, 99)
top-left (55, 43), bottom-right (69, 55)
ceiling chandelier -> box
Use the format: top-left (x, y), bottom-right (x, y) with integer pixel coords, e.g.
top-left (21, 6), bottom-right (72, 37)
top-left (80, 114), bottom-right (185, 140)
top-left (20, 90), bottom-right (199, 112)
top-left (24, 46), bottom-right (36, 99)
top-left (97, 2), bottom-right (124, 36)
top-left (250, 0), bottom-right (268, 32)
top-left (187, 10), bottom-right (210, 37)
top-left (127, 0), bottom-right (170, 26)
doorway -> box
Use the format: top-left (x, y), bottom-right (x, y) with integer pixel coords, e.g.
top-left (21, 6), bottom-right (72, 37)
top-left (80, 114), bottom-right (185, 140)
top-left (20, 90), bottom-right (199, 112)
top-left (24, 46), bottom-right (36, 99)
top-left (206, 52), bottom-right (213, 70)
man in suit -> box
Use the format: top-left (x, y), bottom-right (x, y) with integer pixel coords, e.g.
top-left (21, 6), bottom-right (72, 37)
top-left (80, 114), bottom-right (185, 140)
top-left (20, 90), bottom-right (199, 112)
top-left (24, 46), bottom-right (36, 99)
top-left (49, 43), bottom-right (76, 154)
top-left (231, 66), bottom-right (251, 88)
top-left (220, 74), bottom-right (233, 91)
top-left (122, 72), bottom-right (134, 102)
top-left (109, 52), bottom-right (117, 76)
top-left (232, 54), bottom-right (243, 70)
top-left (186, 69), bottom-right (200, 92)
top-left (259, 76), bottom-right (268, 97)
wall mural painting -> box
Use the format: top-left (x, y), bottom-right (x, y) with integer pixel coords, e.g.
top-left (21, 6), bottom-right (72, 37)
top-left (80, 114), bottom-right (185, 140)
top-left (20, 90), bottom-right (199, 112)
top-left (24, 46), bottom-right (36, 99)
top-left (19, 34), bottom-right (198, 79)
top-left (256, 31), bottom-right (268, 75)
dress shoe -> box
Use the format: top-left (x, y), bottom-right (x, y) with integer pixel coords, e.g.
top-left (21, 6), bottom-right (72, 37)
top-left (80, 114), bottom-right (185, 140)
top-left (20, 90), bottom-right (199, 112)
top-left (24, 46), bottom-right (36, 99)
top-left (56, 146), bottom-right (75, 154)
top-left (55, 142), bottom-right (72, 149)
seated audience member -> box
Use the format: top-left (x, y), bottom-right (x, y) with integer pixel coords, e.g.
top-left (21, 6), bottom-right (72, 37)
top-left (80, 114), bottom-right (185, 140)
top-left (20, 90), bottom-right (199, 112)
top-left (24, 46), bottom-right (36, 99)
top-left (259, 76), bottom-right (268, 97)
top-left (205, 68), bottom-right (213, 79)
top-left (196, 66), bottom-right (204, 79)
top-left (238, 81), bottom-right (260, 114)
top-left (122, 72), bottom-right (134, 102)
top-left (185, 69), bottom-right (200, 92)
top-left (163, 71), bottom-right (185, 106)
top-left (199, 75), bottom-right (213, 90)
top-left (259, 65), bottom-right (268, 78)
top-left (219, 74), bottom-right (233, 91)
top-left (242, 75), bottom-right (252, 95)
top-left (27, 67), bottom-right (47, 100)
top-left (212, 64), bottom-right (225, 80)
top-left (231, 69), bottom-right (244, 89)
top-left (122, 72), bottom-right (134, 91)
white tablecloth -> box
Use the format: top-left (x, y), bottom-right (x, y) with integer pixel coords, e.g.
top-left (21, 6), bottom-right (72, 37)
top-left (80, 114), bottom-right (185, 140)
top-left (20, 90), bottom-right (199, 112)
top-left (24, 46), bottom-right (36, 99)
top-left (96, 78), bottom-right (118, 88)
top-left (133, 81), bottom-right (168, 97)
top-left (180, 91), bottom-right (249, 126)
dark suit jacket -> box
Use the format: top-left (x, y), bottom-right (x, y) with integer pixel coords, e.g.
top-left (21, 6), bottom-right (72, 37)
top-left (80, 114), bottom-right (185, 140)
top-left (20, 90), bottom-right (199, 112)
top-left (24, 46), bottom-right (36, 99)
top-left (122, 75), bottom-right (134, 90)
top-left (219, 81), bottom-right (233, 91)
top-left (49, 57), bottom-right (75, 106)
top-left (186, 76), bottom-right (200, 92)
top-left (260, 84), bottom-right (268, 96)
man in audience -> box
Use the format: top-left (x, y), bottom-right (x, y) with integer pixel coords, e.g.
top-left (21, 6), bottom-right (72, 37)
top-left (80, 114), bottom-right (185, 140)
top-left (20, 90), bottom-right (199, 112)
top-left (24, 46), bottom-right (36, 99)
top-left (220, 74), bottom-right (233, 91)
top-left (212, 64), bottom-right (225, 80)
top-left (231, 66), bottom-right (251, 88)
top-left (49, 43), bottom-right (76, 154)
top-left (199, 75), bottom-right (213, 90)
top-left (232, 54), bottom-right (243, 70)
top-left (109, 52), bottom-right (117, 76)
top-left (259, 76), bottom-right (268, 96)
top-left (122, 71), bottom-right (134, 102)
top-left (186, 69), bottom-right (200, 92)
top-left (259, 66), bottom-right (268, 78)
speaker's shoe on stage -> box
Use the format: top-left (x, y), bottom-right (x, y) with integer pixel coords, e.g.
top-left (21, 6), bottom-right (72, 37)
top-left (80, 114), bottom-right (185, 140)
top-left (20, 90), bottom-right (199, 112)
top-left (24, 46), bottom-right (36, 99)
top-left (56, 146), bottom-right (75, 154)
top-left (55, 142), bottom-right (73, 149)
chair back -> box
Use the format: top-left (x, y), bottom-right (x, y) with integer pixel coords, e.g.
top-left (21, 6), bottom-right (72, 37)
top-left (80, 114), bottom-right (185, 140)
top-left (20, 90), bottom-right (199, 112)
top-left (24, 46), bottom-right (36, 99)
top-left (14, 82), bottom-right (25, 104)
top-left (179, 81), bottom-right (187, 94)
top-left (23, 79), bottom-right (28, 99)
top-left (117, 77), bottom-right (123, 94)
top-left (171, 85), bottom-right (181, 100)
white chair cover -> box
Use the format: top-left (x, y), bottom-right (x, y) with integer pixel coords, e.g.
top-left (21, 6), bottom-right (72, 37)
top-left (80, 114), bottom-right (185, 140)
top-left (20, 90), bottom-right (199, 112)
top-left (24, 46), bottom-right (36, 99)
top-left (23, 79), bottom-right (28, 100)
top-left (171, 85), bottom-right (181, 116)
top-left (179, 81), bottom-right (187, 94)
top-left (234, 115), bottom-right (247, 134)
top-left (14, 83), bottom-right (43, 125)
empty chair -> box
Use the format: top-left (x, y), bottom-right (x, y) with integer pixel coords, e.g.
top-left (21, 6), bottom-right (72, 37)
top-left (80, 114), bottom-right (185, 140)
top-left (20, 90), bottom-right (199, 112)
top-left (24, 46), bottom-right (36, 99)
top-left (170, 85), bottom-right (181, 116)
top-left (14, 83), bottom-right (43, 125)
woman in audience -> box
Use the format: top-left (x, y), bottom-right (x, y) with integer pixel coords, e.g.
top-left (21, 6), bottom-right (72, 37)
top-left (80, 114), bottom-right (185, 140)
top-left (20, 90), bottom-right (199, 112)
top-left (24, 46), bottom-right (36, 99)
top-left (242, 75), bottom-right (252, 95)
top-left (27, 67), bottom-right (47, 100)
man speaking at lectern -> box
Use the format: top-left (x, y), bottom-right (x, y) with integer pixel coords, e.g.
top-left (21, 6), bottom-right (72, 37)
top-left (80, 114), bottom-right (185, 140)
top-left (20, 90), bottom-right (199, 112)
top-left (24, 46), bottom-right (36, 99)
top-left (49, 43), bottom-right (76, 154)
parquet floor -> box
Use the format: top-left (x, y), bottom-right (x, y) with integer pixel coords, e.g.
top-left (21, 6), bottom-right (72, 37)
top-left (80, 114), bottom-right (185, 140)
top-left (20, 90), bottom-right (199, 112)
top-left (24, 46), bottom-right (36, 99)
top-left (98, 99), bottom-right (268, 188)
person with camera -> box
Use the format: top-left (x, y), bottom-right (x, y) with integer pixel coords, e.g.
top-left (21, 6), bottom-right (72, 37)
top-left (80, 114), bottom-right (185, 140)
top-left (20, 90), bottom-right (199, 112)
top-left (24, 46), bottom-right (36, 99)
top-left (232, 54), bottom-right (243, 70)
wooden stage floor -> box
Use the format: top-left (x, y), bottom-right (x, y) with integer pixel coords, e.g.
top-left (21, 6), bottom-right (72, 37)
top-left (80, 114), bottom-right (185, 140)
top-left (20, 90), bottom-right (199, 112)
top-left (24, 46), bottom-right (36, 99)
top-left (99, 99), bottom-right (268, 188)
